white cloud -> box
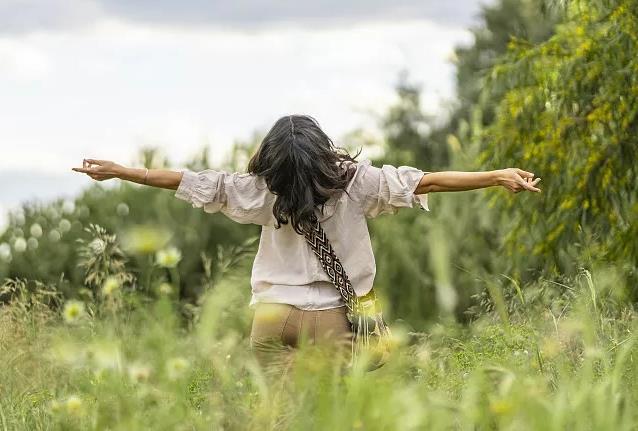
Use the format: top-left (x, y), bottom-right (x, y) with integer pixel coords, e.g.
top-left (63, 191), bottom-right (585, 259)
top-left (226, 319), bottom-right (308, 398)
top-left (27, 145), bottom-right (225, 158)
top-left (0, 15), bottom-right (473, 229)
top-left (0, 38), bottom-right (50, 80)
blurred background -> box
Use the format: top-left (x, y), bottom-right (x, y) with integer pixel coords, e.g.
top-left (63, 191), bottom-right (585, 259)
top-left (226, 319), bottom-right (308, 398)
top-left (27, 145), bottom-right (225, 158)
top-left (0, 0), bottom-right (488, 227)
top-left (1, 0), bottom-right (636, 327)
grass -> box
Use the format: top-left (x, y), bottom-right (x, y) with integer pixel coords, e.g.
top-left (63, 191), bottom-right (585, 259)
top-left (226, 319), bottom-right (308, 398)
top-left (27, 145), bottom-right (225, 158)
top-left (1, 259), bottom-right (636, 430)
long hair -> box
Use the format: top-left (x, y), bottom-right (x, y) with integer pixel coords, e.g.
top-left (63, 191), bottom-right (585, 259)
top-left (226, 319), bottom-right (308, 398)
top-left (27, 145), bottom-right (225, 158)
top-left (247, 115), bottom-right (359, 234)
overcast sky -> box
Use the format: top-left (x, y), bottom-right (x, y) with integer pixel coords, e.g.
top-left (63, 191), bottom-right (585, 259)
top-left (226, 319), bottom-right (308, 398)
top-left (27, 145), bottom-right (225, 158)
top-left (0, 0), bottom-right (491, 230)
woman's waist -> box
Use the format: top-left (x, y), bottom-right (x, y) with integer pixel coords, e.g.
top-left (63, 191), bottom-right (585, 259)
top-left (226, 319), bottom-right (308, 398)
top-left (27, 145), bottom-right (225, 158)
top-left (249, 282), bottom-right (345, 310)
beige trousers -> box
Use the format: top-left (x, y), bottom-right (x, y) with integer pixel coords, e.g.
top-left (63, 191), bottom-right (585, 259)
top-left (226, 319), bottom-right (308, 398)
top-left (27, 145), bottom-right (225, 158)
top-left (250, 303), bottom-right (353, 372)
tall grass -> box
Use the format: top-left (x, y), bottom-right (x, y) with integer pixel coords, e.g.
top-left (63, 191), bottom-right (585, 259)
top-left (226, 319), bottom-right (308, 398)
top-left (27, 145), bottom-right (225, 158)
top-left (0, 226), bottom-right (636, 430)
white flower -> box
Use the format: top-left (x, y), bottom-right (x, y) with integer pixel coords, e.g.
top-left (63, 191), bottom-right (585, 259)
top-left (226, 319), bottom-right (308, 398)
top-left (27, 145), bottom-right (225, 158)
top-left (48, 230), bottom-right (61, 242)
top-left (14, 212), bottom-right (25, 226)
top-left (89, 342), bottom-right (123, 371)
top-left (27, 237), bottom-right (38, 250)
top-left (30, 223), bottom-right (43, 238)
top-left (63, 300), bottom-right (86, 323)
top-left (62, 200), bottom-right (75, 214)
top-left (13, 237), bottom-right (27, 253)
top-left (127, 362), bottom-right (152, 383)
top-left (0, 243), bottom-right (11, 261)
top-left (47, 207), bottom-right (59, 220)
top-left (156, 247), bottom-right (182, 268)
top-left (116, 203), bottom-right (129, 216)
top-left (59, 219), bottom-right (72, 233)
top-left (166, 357), bottom-right (190, 380)
top-left (89, 238), bottom-right (106, 255)
top-left (102, 276), bottom-right (121, 296)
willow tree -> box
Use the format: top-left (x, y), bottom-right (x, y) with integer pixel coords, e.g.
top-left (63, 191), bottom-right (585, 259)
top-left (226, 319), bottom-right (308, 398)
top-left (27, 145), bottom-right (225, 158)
top-left (481, 0), bottom-right (637, 280)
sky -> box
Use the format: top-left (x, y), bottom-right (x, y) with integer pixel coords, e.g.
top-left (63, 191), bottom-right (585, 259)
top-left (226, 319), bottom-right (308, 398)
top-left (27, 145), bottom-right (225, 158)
top-left (0, 0), bottom-right (491, 230)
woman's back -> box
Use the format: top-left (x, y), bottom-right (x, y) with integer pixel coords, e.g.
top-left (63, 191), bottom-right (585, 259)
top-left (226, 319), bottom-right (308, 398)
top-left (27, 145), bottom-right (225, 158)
top-left (174, 158), bottom-right (430, 310)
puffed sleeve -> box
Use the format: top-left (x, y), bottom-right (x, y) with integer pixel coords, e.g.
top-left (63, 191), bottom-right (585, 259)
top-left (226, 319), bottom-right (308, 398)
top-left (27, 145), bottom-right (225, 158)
top-left (356, 160), bottom-right (430, 218)
top-left (174, 169), bottom-right (275, 226)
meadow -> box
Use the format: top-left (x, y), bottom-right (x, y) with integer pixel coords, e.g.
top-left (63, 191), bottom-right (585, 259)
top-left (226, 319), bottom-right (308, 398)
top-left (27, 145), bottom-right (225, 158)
top-left (1, 0), bottom-right (636, 429)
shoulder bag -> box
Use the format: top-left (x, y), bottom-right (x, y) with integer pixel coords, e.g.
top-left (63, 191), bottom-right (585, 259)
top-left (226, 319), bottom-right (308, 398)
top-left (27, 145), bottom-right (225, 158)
top-left (303, 218), bottom-right (393, 371)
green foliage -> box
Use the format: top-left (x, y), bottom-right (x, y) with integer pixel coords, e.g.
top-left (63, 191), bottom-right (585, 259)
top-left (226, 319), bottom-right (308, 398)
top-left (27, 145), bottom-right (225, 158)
top-left (0, 148), bottom-right (258, 303)
top-left (481, 0), bottom-right (638, 281)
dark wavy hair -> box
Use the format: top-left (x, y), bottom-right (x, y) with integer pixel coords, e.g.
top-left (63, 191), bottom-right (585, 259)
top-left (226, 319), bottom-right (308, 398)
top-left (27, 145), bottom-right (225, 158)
top-left (248, 115), bottom-right (359, 234)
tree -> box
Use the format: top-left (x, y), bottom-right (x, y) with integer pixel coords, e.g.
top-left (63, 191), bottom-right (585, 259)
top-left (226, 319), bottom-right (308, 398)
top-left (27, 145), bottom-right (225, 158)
top-left (481, 0), bottom-right (638, 284)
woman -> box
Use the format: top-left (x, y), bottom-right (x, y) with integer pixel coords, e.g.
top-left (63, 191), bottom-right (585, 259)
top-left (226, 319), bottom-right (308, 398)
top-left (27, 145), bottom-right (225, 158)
top-left (72, 114), bottom-right (541, 370)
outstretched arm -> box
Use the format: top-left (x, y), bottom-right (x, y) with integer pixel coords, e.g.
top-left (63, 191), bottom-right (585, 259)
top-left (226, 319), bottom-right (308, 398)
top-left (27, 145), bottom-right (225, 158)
top-left (415, 168), bottom-right (541, 194)
top-left (72, 159), bottom-right (183, 190)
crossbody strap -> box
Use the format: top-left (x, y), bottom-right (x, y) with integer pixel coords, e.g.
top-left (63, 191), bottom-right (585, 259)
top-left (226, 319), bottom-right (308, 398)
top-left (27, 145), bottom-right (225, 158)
top-left (302, 218), bottom-right (358, 316)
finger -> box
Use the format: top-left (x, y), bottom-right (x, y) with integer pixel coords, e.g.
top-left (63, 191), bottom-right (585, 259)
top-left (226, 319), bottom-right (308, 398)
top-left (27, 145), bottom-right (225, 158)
top-left (85, 159), bottom-right (106, 165)
top-left (72, 167), bottom-right (94, 173)
top-left (522, 181), bottom-right (541, 193)
top-left (516, 168), bottom-right (534, 178)
top-left (515, 174), bottom-right (528, 187)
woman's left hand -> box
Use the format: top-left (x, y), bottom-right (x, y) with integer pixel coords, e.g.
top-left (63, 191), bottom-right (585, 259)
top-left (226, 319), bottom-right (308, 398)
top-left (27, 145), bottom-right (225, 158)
top-left (72, 158), bottom-right (123, 181)
top-left (496, 168), bottom-right (542, 193)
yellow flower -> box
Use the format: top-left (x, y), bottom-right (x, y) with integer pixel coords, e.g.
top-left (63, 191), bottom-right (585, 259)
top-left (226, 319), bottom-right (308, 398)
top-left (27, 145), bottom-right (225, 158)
top-left (166, 357), bottom-right (190, 380)
top-left (156, 247), bottom-right (182, 268)
top-left (158, 282), bottom-right (173, 295)
top-left (122, 225), bottom-right (171, 254)
top-left (65, 395), bottom-right (83, 416)
top-left (102, 276), bottom-right (121, 296)
top-left (63, 300), bottom-right (86, 323)
top-left (489, 398), bottom-right (513, 415)
top-left (49, 399), bottom-right (62, 413)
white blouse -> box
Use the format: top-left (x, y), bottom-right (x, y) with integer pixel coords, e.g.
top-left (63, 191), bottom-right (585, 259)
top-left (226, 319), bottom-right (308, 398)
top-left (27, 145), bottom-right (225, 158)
top-left (175, 159), bottom-right (430, 310)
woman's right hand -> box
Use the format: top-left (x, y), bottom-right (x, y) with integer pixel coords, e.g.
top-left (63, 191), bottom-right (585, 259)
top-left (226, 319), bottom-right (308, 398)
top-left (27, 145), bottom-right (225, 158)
top-left (72, 158), bottom-right (124, 181)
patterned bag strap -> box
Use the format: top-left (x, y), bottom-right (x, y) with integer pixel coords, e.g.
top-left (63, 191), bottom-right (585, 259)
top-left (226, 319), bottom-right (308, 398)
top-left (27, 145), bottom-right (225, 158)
top-left (302, 218), bottom-right (359, 317)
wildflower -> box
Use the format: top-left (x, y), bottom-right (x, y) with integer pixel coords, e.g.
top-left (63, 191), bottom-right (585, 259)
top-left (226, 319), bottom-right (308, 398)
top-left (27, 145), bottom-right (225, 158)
top-left (89, 238), bottom-right (106, 255)
top-left (49, 399), bottom-right (62, 413)
top-left (13, 237), bottom-right (27, 253)
top-left (89, 342), bottom-right (123, 371)
top-left (14, 212), bottom-right (25, 226)
top-left (116, 203), bottom-right (129, 216)
top-left (156, 247), bottom-right (182, 268)
top-left (122, 225), bottom-right (171, 254)
top-left (127, 362), bottom-right (152, 383)
top-left (158, 282), bottom-right (173, 295)
top-left (65, 395), bottom-right (83, 416)
top-left (0, 243), bottom-right (11, 261)
top-left (62, 200), bottom-right (75, 214)
top-left (63, 300), bottom-right (86, 323)
top-left (166, 357), bottom-right (190, 380)
top-left (27, 237), bottom-right (38, 250)
top-left (102, 276), bottom-right (121, 296)
top-left (49, 341), bottom-right (86, 368)
top-left (59, 219), bottom-right (72, 233)
top-left (489, 398), bottom-right (513, 415)
top-left (30, 223), bottom-right (43, 238)
top-left (48, 229), bottom-right (61, 242)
